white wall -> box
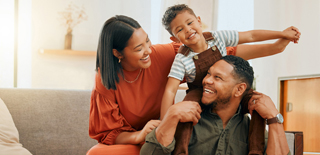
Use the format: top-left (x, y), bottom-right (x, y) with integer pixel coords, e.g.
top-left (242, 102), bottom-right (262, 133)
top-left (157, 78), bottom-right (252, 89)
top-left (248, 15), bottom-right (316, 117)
top-left (30, 0), bottom-right (153, 89)
top-left (252, 0), bottom-right (320, 107)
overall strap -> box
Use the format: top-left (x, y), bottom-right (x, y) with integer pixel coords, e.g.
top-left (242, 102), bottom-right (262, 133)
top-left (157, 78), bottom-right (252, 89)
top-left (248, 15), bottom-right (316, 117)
top-left (177, 32), bottom-right (215, 56)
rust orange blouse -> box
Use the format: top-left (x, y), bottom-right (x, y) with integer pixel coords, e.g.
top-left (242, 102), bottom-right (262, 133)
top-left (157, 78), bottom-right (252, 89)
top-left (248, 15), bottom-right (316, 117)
top-left (89, 43), bottom-right (237, 145)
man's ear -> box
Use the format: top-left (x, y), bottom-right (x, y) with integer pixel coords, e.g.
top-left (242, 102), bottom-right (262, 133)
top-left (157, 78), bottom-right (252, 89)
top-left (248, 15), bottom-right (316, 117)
top-left (170, 36), bottom-right (180, 43)
top-left (112, 49), bottom-right (123, 59)
top-left (234, 83), bottom-right (247, 98)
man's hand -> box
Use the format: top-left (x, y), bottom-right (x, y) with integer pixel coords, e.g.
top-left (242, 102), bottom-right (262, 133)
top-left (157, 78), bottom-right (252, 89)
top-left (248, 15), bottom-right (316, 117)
top-left (248, 91), bottom-right (279, 119)
top-left (135, 120), bottom-right (161, 143)
top-left (168, 101), bottom-right (202, 125)
top-left (156, 101), bottom-right (201, 147)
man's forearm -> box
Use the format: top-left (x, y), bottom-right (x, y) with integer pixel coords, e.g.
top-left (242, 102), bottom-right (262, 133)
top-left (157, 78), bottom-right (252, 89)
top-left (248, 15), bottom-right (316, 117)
top-left (156, 111), bottom-right (180, 147)
top-left (266, 123), bottom-right (290, 155)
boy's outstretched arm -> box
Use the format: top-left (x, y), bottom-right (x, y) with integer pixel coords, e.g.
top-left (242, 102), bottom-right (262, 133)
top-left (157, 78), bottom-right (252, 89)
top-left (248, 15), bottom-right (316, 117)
top-left (236, 38), bottom-right (290, 60)
top-left (238, 26), bottom-right (301, 44)
top-left (160, 77), bottom-right (181, 120)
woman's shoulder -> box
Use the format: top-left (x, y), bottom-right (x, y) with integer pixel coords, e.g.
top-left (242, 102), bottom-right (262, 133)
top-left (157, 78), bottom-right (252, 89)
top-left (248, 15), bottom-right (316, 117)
top-left (151, 42), bottom-right (182, 54)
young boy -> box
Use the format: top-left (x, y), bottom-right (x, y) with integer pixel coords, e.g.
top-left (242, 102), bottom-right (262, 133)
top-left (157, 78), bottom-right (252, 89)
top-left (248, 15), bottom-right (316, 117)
top-left (160, 4), bottom-right (300, 155)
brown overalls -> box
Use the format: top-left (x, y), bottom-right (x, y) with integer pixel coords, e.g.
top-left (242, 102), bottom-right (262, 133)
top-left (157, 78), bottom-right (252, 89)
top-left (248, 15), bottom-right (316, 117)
top-left (173, 32), bottom-right (266, 155)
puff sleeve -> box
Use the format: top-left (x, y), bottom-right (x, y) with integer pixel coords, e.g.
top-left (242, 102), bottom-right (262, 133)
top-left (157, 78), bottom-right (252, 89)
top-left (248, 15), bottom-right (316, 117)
top-left (89, 73), bottom-right (135, 145)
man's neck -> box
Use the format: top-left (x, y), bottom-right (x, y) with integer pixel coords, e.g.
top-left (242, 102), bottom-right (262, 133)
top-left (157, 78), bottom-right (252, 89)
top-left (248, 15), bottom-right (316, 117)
top-left (212, 99), bottom-right (241, 129)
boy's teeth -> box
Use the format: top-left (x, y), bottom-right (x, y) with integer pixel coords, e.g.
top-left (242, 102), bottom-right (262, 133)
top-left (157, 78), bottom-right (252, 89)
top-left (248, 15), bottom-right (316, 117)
top-left (188, 33), bottom-right (195, 39)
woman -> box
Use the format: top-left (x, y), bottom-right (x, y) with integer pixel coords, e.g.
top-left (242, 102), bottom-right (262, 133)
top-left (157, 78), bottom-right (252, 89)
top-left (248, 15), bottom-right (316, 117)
top-left (87, 15), bottom-right (294, 155)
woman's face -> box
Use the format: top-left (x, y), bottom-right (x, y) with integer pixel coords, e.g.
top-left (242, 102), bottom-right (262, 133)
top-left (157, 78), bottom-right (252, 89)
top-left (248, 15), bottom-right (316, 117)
top-left (120, 28), bottom-right (152, 71)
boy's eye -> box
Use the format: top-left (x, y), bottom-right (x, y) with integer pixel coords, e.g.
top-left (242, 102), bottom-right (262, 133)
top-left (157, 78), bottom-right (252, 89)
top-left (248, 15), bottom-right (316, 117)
top-left (188, 21), bottom-right (193, 25)
top-left (177, 28), bottom-right (183, 33)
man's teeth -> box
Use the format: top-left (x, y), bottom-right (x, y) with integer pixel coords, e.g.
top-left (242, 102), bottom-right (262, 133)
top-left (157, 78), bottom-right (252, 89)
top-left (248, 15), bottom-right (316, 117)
top-left (204, 88), bottom-right (214, 94)
top-left (141, 55), bottom-right (149, 60)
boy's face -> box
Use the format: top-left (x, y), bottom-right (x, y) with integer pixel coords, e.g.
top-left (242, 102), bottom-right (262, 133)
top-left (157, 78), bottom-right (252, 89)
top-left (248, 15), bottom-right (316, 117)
top-left (170, 11), bottom-right (203, 47)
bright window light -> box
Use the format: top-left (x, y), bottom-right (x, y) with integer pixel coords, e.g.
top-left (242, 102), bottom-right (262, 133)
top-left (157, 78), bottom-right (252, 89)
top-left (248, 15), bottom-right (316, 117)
top-left (0, 0), bottom-right (14, 87)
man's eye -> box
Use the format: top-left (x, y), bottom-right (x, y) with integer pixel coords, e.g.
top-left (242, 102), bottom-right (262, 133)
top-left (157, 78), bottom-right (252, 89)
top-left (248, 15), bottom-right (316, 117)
top-left (215, 76), bottom-right (221, 79)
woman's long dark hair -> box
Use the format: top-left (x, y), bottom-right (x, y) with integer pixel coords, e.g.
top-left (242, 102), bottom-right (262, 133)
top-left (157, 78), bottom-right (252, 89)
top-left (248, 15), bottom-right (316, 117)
top-left (96, 15), bottom-right (141, 90)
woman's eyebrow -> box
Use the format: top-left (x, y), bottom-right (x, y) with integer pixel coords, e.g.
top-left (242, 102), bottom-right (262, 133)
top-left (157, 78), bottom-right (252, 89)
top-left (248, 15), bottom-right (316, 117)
top-left (133, 44), bottom-right (142, 50)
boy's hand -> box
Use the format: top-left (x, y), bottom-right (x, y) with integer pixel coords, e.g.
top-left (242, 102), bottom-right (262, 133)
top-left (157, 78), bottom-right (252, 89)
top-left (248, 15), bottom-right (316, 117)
top-left (283, 26), bottom-right (301, 43)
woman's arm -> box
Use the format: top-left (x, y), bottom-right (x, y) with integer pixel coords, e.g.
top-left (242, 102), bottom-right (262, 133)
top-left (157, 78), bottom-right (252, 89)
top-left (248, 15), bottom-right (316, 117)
top-left (160, 77), bottom-right (181, 120)
top-left (235, 38), bottom-right (290, 60)
top-left (115, 120), bottom-right (161, 144)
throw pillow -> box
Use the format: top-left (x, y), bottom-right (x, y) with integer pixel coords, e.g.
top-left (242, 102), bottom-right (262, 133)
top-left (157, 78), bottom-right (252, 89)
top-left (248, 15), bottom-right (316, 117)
top-left (0, 98), bottom-right (32, 155)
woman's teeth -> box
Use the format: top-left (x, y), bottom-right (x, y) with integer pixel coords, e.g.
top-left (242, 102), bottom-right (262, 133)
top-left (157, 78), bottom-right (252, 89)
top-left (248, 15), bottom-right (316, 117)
top-left (140, 55), bottom-right (149, 60)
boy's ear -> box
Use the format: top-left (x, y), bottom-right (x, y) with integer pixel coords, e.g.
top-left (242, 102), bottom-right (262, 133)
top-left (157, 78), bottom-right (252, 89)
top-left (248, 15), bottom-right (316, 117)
top-left (170, 36), bottom-right (180, 43)
top-left (112, 49), bottom-right (123, 59)
top-left (197, 16), bottom-right (202, 26)
top-left (234, 83), bottom-right (247, 98)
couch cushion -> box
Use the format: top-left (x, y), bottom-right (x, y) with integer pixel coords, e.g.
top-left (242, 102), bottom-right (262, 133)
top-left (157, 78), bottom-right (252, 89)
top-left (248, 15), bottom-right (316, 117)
top-left (0, 88), bottom-right (97, 155)
top-left (0, 98), bottom-right (31, 155)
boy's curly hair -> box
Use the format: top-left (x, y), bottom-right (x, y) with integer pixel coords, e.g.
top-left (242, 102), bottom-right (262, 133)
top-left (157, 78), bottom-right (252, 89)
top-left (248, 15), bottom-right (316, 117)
top-left (162, 4), bottom-right (197, 36)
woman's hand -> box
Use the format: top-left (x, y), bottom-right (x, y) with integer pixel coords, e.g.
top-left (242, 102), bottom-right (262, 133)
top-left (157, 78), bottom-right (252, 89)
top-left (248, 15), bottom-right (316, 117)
top-left (135, 120), bottom-right (161, 143)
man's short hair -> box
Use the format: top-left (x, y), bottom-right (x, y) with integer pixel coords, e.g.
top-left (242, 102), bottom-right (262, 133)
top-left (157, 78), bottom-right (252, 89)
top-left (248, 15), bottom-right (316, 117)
top-left (162, 4), bottom-right (197, 36)
top-left (221, 55), bottom-right (254, 91)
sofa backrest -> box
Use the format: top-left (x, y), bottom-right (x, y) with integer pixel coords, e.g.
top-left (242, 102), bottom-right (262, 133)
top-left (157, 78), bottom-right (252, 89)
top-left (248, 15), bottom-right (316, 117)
top-left (0, 88), bottom-right (97, 155)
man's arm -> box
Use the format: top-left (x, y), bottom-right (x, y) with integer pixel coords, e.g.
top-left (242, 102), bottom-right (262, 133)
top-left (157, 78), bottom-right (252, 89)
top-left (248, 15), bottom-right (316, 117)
top-left (248, 91), bottom-right (290, 155)
top-left (140, 101), bottom-right (201, 155)
top-left (157, 101), bottom-right (201, 146)
top-left (238, 26), bottom-right (300, 44)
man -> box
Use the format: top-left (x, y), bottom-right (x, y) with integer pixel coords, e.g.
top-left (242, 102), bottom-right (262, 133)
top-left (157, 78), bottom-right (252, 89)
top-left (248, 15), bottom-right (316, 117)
top-left (140, 55), bottom-right (289, 155)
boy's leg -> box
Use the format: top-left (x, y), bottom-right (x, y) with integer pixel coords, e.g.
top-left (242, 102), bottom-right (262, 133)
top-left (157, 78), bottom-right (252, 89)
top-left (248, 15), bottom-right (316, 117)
top-left (240, 89), bottom-right (266, 155)
top-left (173, 87), bottom-right (202, 155)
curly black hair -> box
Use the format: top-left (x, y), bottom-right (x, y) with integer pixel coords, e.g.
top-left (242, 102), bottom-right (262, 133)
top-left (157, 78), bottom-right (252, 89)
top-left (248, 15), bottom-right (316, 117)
top-left (162, 4), bottom-right (196, 36)
top-left (221, 55), bottom-right (254, 91)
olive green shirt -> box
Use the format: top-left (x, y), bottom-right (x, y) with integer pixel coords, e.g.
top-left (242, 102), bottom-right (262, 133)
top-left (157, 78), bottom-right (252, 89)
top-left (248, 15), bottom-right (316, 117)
top-left (140, 106), bottom-right (251, 155)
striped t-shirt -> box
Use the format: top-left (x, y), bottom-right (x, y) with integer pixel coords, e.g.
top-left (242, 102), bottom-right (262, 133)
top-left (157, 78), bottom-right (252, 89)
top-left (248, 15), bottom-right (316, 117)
top-left (168, 30), bottom-right (239, 83)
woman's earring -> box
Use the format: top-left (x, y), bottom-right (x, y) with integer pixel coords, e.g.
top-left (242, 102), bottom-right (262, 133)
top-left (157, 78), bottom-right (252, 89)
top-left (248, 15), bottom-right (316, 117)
top-left (118, 58), bottom-right (121, 63)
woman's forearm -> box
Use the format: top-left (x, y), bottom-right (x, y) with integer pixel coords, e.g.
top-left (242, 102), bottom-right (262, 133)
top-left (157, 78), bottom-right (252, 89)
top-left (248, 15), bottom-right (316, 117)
top-left (115, 131), bottom-right (142, 144)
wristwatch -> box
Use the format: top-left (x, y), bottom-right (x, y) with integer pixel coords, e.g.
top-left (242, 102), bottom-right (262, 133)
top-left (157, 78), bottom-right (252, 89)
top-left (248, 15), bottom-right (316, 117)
top-left (266, 113), bottom-right (284, 125)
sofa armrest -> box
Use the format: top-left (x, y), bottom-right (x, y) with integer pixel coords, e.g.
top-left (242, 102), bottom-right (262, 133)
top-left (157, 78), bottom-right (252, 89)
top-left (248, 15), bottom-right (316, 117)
top-left (285, 131), bottom-right (303, 155)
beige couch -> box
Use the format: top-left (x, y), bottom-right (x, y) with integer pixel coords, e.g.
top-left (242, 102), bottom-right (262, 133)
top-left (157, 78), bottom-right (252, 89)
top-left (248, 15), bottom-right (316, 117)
top-left (0, 88), bottom-right (97, 155)
top-left (0, 88), bottom-right (302, 155)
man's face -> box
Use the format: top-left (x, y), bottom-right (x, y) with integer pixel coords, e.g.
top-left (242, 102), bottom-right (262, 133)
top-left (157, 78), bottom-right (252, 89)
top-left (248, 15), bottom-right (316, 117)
top-left (201, 60), bottom-right (238, 105)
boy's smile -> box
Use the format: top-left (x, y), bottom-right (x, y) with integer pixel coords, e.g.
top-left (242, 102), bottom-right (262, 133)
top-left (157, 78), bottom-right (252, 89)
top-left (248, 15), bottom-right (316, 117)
top-left (169, 11), bottom-right (206, 52)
